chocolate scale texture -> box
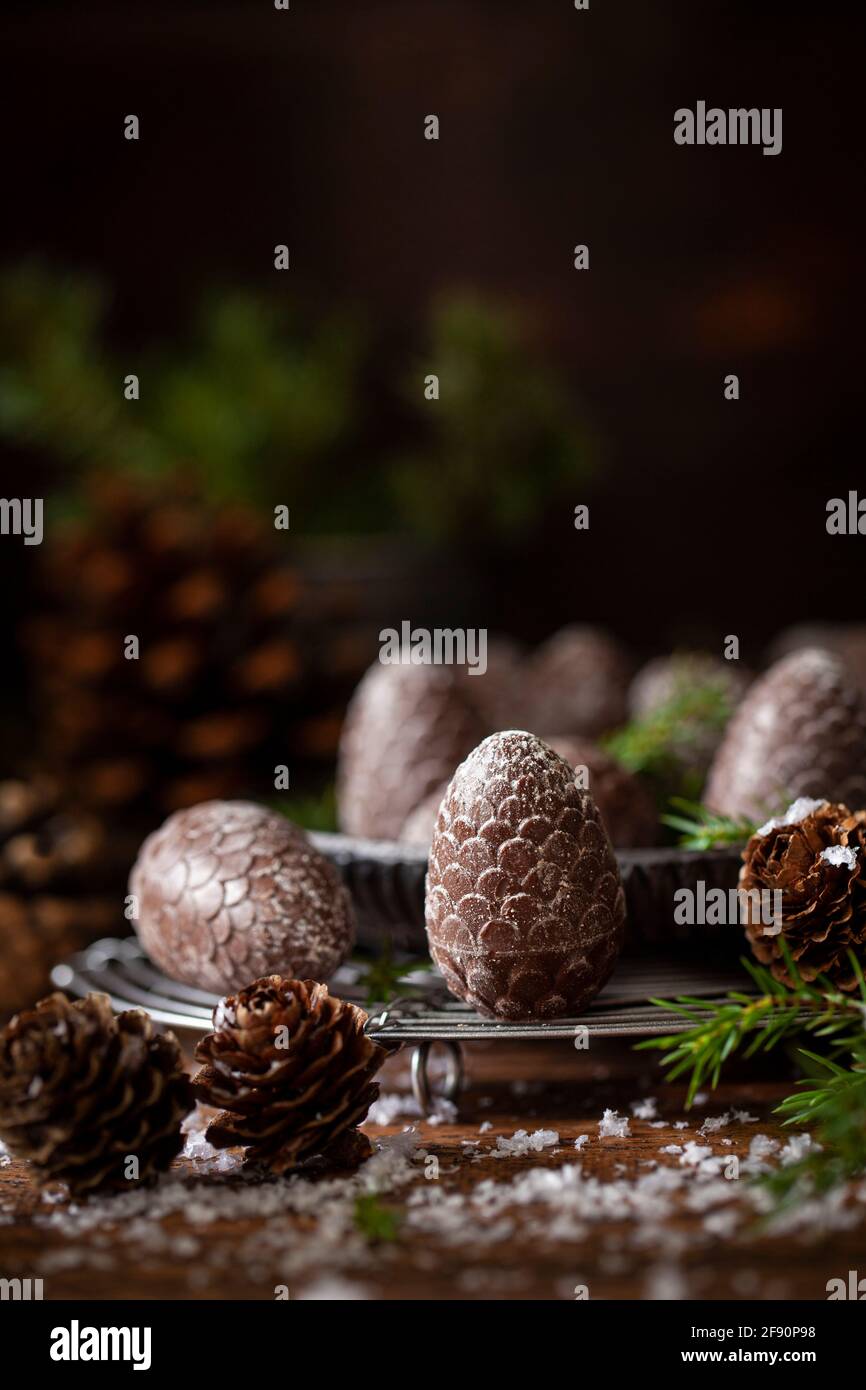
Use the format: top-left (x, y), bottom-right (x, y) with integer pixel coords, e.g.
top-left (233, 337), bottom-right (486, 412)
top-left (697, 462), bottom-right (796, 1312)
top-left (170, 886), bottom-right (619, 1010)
top-left (131, 801), bottom-right (354, 994)
top-left (337, 662), bottom-right (485, 840)
top-left (544, 736), bottom-right (660, 848)
top-left (425, 731), bottom-right (626, 1019)
top-left (705, 649), bottom-right (866, 823)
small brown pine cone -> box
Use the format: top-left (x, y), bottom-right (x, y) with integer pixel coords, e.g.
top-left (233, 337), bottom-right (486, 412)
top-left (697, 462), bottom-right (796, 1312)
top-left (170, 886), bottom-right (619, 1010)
top-left (0, 993), bottom-right (194, 1195)
top-left (194, 976), bottom-right (387, 1174)
top-left (739, 800), bottom-right (866, 989)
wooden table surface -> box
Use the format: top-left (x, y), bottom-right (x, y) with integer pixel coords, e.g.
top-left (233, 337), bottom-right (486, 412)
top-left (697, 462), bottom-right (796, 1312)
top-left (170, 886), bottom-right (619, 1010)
top-left (2, 1040), bottom-right (864, 1301)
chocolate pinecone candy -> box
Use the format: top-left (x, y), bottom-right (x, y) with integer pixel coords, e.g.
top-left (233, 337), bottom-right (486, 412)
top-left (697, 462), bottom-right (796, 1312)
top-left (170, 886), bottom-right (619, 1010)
top-left (131, 801), bottom-right (355, 995)
top-left (705, 649), bottom-right (866, 822)
top-left (194, 976), bottom-right (387, 1174)
top-left (0, 993), bottom-right (193, 1195)
top-left (426, 732), bottom-right (626, 1019)
top-left (525, 626), bottom-right (631, 740)
top-left (627, 652), bottom-right (751, 783)
top-left (337, 662), bottom-right (485, 840)
top-left (739, 800), bottom-right (866, 989)
top-left (545, 737), bottom-right (660, 848)
top-left (767, 624), bottom-right (866, 697)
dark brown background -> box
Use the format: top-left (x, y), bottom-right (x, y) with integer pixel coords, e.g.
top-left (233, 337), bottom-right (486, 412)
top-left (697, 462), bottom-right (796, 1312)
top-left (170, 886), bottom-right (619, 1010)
top-left (1, 0), bottom-right (863, 653)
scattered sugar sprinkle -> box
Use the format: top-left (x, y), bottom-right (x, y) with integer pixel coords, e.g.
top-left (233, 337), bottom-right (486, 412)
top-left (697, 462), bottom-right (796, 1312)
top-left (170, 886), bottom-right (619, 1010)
top-left (493, 1128), bottom-right (559, 1157)
top-left (821, 844), bottom-right (858, 870)
top-left (758, 797), bottom-right (827, 837)
top-left (631, 1097), bottom-right (658, 1120)
top-left (598, 1110), bottom-right (630, 1139)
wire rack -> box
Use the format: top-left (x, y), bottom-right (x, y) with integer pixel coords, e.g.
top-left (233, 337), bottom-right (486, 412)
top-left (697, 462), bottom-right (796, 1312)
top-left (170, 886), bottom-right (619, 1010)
top-left (51, 939), bottom-right (750, 1110)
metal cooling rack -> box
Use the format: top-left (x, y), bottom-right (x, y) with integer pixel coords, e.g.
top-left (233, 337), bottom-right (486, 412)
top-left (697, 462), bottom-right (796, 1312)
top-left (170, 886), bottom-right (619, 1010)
top-left (51, 939), bottom-right (751, 1111)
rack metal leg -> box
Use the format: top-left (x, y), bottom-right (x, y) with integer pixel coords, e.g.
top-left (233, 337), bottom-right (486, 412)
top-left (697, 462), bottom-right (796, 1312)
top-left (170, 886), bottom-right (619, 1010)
top-left (410, 1039), bottom-right (464, 1114)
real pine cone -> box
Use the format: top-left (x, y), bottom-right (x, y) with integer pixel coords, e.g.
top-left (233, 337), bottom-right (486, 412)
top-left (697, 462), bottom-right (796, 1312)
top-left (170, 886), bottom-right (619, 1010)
top-left (0, 992), bottom-right (193, 1194)
top-left (739, 800), bottom-right (866, 989)
top-left (0, 776), bottom-right (128, 1017)
top-left (337, 661), bottom-right (485, 840)
top-left (194, 976), bottom-right (386, 1174)
top-left (24, 474), bottom-right (329, 825)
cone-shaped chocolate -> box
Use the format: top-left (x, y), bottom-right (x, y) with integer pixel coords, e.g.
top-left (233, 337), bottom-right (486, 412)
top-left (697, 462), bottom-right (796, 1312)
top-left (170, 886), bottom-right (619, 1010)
top-left (337, 662), bottom-right (484, 840)
top-left (525, 626), bottom-right (631, 740)
top-left (705, 649), bottom-right (866, 822)
top-left (403, 737), bottom-right (659, 850)
top-left (425, 731), bottom-right (625, 1019)
top-left (545, 737), bottom-right (660, 848)
top-left (131, 801), bottom-right (354, 994)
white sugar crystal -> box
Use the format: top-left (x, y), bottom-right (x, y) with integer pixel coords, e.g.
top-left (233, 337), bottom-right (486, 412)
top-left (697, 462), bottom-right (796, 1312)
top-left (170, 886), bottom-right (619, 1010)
top-left (364, 1092), bottom-right (413, 1126)
top-left (598, 1109), bottom-right (630, 1138)
top-left (703, 1208), bottom-right (740, 1237)
top-left (699, 1113), bottom-right (732, 1134)
top-left (821, 844), bottom-right (858, 869)
top-left (479, 1121), bottom-right (493, 1134)
top-left (732, 1108), bottom-right (759, 1124)
top-left (493, 1128), bottom-right (559, 1157)
top-left (758, 797), bottom-right (827, 836)
top-left (673, 1120), bottom-right (689, 1130)
top-left (679, 1142), bottom-right (714, 1167)
top-left (741, 1134), bottom-right (781, 1174)
top-left (780, 1133), bottom-right (822, 1165)
top-left (660, 1145), bottom-right (683, 1155)
top-left (573, 1134), bottom-right (590, 1151)
top-left (631, 1097), bottom-right (658, 1120)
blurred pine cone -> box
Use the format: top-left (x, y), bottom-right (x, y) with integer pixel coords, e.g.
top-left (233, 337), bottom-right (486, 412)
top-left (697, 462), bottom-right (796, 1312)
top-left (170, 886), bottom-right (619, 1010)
top-left (0, 992), bottom-right (193, 1194)
top-left (739, 799), bottom-right (866, 989)
top-left (0, 776), bottom-right (127, 1016)
top-left (25, 475), bottom-right (333, 825)
top-left (194, 976), bottom-right (386, 1174)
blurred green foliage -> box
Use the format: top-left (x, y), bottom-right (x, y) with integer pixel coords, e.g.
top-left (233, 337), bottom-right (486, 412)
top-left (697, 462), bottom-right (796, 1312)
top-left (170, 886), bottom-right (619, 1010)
top-left (390, 295), bottom-right (596, 539)
top-left (0, 262), bottom-right (362, 526)
top-left (0, 265), bottom-right (597, 540)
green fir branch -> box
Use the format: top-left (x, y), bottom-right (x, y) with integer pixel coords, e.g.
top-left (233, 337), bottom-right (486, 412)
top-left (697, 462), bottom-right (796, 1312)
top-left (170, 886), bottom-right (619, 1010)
top-left (637, 949), bottom-right (866, 1106)
top-left (353, 1194), bottom-right (402, 1243)
top-left (661, 798), bottom-right (756, 850)
top-left (641, 947), bottom-right (866, 1206)
top-left (604, 680), bottom-right (733, 783)
top-left (354, 943), bottom-right (428, 1008)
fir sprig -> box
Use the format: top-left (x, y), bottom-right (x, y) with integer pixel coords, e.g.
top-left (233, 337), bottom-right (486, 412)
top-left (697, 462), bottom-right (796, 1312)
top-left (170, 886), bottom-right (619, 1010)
top-left (354, 944), bottom-right (428, 1008)
top-left (661, 798), bottom-right (756, 850)
top-left (604, 680), bottom-right (733, 778)
top-left (637, 949), bottom-right (866, 1106)
top-left (353, 1194), bottom-right (402, 1243)
top-left (641, 947), bottom-right (866, 1204)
